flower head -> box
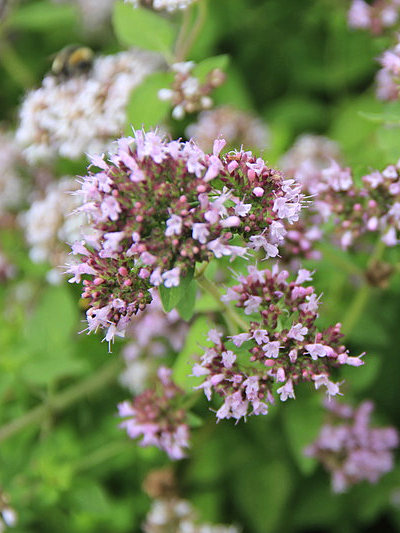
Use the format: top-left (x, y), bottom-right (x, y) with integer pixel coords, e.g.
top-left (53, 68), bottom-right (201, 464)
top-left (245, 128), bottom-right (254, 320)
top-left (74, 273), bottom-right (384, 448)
top-left (68, 130), bottom-right (303, 342)
top-left (118, 367), bottom-right (190, 460)
top-left (305, 399), bottom-right (398, 492)
top-left (193, 266), bottom-right (362, 422)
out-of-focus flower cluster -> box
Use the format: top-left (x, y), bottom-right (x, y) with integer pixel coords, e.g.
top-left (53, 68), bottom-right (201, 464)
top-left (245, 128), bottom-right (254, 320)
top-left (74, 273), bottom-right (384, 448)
top-left (67, 130), bottom-right (303, 343)
top-left (376, 37), bottom-right (400, 100)
top-left (20, 177), bottom-right (86, 284)
top-left (193, 266), bottom-right (364, 422)
top-left (279, 134), bottom-right (342, 265)
top-left (143, 497), bottom-right (240, 533)
top-left (348, 0), bottom-right (400, 34)
top-left (282, 132), bottom-right (400, 255)
top-left (158, 61), bottom-right (225, 120)
top-left (305, 399), bottom-right (398, 493)
top-left (0, 250), bottom-right (16, 283)
top-left (0, 489), bottom-right (17, 532)
top-left (186, 105), bottom-right (269, 153)
top-left (0, 132), bottom-right (25, 218)
top-left (118, 367), bottom-right (190, 460)
top-left (125, 0), bottom-right (197, 12)
top-left (16, 50), bottom-right (163, 162)
top-left (119, 290), bottom-right (188, 394)
top-left (307, 159), bottom-right (400, 250)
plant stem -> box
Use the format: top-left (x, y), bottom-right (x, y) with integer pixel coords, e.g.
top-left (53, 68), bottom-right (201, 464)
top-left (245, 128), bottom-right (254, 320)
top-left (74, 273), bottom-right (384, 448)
top-left (342, 238), bottom-right (386, 336)
top-left (0, 37), bottom-right (34, 89)
top-left (174, 5), bottom-right (192, 62)
top-left (196, 274), bottom-right (248, 333)
top-left (0, 357), bottom-right (122, 443)
top-left (175, 0), bottom-right (207, 62)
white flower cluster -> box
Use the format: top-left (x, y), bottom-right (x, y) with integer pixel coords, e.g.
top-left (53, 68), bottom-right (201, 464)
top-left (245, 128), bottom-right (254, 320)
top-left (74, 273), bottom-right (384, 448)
top-left (0, 132), bottom-right (24, 216)
top-left (16, 50), bottom-right (163, 163)
top-left (125, 0), bottom-right (197, 12)
top-left (186, 106), bottom-right (269, 153)
top-left (143, 498), bottom-right (240, 533)
top-left (21, 178), bottom-right (86, 283)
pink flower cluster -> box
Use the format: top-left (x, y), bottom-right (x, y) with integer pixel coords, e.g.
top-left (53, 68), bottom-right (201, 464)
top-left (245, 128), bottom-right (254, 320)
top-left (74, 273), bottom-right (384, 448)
top-left (305, 399), bottom-right (398, 492)
top-left (307, 159), bottom-right (400, 250)
top-left (192, 266), bottom-right (364, 422)
top-left (376, 37), bottom-right (400, 100)
top-left (348, 0), bottom-right (400, 34)
top-left (67, 130), bottom-right (303, 343)
top-left (118, 367), bottom-right (190, 460)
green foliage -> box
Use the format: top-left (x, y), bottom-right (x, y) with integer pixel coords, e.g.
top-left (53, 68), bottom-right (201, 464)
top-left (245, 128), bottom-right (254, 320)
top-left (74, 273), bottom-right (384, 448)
top-left (159, 268), bottom-right (194, 312)
top-left (113, 2), bottom-right (175, 55)
top-left (125, 71), bottom-right (174, 130)
top-left (2, 0), bottom-right (400, 532)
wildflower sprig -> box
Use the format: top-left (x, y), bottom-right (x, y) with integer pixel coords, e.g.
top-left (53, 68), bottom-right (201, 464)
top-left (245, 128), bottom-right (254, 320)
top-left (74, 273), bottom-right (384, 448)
top-left (192, 266), bottom-right (364, 422)
top-left (68, 130), bottom-right (303, 343)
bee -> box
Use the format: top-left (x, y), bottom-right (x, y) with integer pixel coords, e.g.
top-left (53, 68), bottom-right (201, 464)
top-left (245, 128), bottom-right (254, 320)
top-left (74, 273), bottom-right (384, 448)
top-left (51, 45), bottom-right (94, 78)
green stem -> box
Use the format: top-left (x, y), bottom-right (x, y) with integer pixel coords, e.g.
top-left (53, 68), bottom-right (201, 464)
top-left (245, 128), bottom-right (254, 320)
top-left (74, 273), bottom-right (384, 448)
top-left (0, 357), bottom-right (122, 443)
top-left (0, 37), bottom-right (34, 89)
top-left (341, 283), bottom-right (370, 336)
top-left (174, 5), bottom-right (192, 62)
top-left (175, 0), bottom-right (207, 62)
top-left (196, 274), bottom-right (248, 333)
top-left (341, 238), bottom-right (386, 336)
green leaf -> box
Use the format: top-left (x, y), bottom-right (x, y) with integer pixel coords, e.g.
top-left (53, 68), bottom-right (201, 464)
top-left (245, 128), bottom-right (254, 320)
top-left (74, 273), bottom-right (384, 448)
top-left (172, 315), bottom-right (211, 391)
top-left (176, 280), bottom-right (197, 320)
top-left (192, 54), bottom-right (230, 83)
top-left (158, 268), bottom-right (194, 312)
top-left (282, 388), bottom-right (323, 475)
top-left (113, 2), bottom-right (175, 55)
top-left (126, 71), bottom-right (174, 130)
top-left (24, 285), bottom-right (78, 356)
top-left (8, 0), bottom-right (76, 30)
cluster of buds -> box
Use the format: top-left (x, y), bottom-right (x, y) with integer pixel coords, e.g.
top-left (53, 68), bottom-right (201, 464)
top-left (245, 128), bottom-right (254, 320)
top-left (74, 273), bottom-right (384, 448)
top-left (305, 399), bottom-right (398, 493)
top-left (67, 130), bottom-right (303, 344)
top-left (309, 159), bottom-right (400, 250)
top-left (192, 266), bottom-right (364, 422)
top-left (118, 367), bottom-right (190, 460)
top-left (125, 0), bottom-right (197, 10)
top-left (348, 0), bottom-right (400, 34)
top-left (0, 490), bottom-right (17, 531)
top-left (186, 105), bottom-right (269, 153)
top-left (158, 62), bottom-right (225, 120)
top-left (376, 37), bottom-right (400, 100)
top-left (143, 497), bottom-right (240, 533)
top-left (119, 290), bottom-right (188, 395)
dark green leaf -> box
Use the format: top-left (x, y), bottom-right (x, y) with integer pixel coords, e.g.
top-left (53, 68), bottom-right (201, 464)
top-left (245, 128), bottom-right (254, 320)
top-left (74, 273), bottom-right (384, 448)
top-left (159, 268), bottom-right (194, 312)
top-left (176, 280), bottom-right (197, 320)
